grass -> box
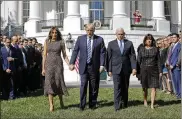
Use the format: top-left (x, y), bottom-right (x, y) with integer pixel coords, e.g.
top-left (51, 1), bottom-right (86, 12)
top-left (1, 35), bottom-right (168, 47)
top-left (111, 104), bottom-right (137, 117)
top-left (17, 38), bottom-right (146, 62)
top-left (1, 88), bottom-right (181, 119)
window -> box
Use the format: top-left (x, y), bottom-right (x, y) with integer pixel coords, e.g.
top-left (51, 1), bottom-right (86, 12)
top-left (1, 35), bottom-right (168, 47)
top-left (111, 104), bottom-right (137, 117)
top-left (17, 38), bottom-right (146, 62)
top-left (130, 1), bottom-right (138, 18)
top-left (164, 1), bottom-right (171, 21)
top-left (89, 0), bottom-right (104, 23)
top-left (23, 1), bottom-right (30, 24)
top-left (56, 1), bottom-right (64, 21)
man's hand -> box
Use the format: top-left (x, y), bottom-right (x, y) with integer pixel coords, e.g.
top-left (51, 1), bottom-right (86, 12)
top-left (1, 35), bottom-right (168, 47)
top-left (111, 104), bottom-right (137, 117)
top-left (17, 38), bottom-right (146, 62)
top-left (108, 72), bottom-right (112, 77)
top-left (7, 57), bottom-right (14, 62)
top-left (132, 69), bottom-right (137, 76)
top-left (159, 73), bottom-right (162, 77)
top-left (6, 69), bottom-right (11, 73)
top-left (99, 66), bottom-right (104, 73)
top-left (69, 64), bottom-right (75, 71)
top-left (170, 65), bottom-right (173, 70)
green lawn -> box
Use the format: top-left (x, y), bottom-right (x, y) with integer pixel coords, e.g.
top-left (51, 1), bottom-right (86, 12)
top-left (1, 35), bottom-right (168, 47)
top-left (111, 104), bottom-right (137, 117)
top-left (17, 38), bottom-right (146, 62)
top-left (1, 88), bottom-right (181, 119)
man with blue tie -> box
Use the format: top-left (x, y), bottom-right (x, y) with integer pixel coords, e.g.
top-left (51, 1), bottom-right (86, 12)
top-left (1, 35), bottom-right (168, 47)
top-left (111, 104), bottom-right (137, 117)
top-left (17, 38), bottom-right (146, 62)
top-left (1, 37), bottom-right (17, 99)
top-left (69, 23), bottom-right (106, 111)
top-left (106, 28), bottom-right (137, 111)
top-left (169, 33), bottom-right (181, 99)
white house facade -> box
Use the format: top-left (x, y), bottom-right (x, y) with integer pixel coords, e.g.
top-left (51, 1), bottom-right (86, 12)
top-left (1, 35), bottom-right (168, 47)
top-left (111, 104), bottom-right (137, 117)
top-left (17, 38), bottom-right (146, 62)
top-left (0, 1), bottom-right (181, 83)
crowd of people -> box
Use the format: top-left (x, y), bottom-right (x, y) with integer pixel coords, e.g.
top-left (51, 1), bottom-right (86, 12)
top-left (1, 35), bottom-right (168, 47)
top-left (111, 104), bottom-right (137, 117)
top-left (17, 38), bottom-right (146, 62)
top-left (0, 35), bottom-right (44, 100)
top-left (0, 24), bottom-right (181, 112)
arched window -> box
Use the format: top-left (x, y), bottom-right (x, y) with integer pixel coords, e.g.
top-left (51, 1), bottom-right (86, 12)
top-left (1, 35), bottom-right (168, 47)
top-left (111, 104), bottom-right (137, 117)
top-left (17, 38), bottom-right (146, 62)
top-left (89, 0), bottom-right (104, 24)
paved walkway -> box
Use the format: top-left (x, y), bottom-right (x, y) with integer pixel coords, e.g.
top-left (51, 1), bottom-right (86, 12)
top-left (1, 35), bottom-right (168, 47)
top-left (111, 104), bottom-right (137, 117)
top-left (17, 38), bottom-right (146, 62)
top-left (66, 80), bottom-right (141, 88)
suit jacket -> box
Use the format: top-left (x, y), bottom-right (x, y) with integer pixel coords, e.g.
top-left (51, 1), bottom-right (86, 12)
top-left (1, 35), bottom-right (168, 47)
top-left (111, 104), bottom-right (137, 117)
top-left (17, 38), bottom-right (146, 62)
top-left (70, 34), bottom-right (106, 75)
top-left (1, 46), bottom-right (17, 72)
top-left (11, 44), bottom-right (24, 69)
top-left (106, 39), bottom-right (136, 75)
top-left (169, 42), bottom-right (181, 68)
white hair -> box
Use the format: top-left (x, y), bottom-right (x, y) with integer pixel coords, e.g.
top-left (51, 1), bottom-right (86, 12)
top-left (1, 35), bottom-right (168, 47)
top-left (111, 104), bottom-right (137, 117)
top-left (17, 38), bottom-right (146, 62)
top-left (115, 27), bottom-right (125, 34)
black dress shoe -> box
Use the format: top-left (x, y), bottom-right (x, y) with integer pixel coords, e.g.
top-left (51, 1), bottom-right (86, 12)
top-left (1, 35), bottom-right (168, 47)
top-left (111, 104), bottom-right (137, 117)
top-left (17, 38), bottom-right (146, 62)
top-left (80, 107), bottom-right (84, 111)
top-left (115, 109), bottom-right (119, 112)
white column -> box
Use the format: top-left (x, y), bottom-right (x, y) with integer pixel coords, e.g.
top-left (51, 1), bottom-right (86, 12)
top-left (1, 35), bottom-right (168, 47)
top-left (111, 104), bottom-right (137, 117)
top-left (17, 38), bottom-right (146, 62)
top-left (18, 1), bottom-right (23, 25)
top-left (24, 1), bottom-right (42, 37)
top-left (67, 1), bottom-right (80, 17)
top-left (178, 1), bottom-right (181, 24)
top-left (152, 1), bottom-right (165, 20)
top-left (64, 1), bottom-right (81, 32)
top-left (112, 1), bottom-right (130, 31)
top-left (113, 1), bottom-right (127, 17)
top-left (29, 1), bottom-right (42, 20)
top-left (46, 1), bottom-right (57, 26)
top-left (152, 1), bottom-right (170, 33)
top-left (8, 1), bottom-right (18, 25)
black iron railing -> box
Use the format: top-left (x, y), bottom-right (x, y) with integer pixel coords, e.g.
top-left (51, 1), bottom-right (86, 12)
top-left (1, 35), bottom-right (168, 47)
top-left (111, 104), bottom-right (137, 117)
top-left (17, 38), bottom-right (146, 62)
top-left (37, 19), bottom-right (63, 30)
top-left (130, 18), bottom-right (156, 31)
top-left (81, 17), bottom-right (112, 30)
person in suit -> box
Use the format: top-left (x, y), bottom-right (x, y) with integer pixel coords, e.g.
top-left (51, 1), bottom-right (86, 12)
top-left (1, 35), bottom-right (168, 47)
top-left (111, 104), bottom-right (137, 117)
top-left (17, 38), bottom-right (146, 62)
top-left (69, 23), bottom-right (106, 111)
top-left (0, 34), bottom-right (4, 99)
top-left (106, 28), bottom-right (136, 111)
top-left (169, 33), bottom-right (181, 99)
top-left (1, 37), bottom-right (17, 100)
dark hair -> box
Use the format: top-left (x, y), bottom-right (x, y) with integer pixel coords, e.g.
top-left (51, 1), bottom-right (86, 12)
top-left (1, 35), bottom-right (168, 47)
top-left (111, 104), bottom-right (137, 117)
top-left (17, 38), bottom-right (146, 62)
top-left (143, 34), bottom-right (155, 47)
top-left (32, 37), bottom-right (37, 42)
top-left (48, 27), bottom-right (63, 42)
top-left (22, 39), bottom-right (28, 42)
top-left (171, 33), bottom-right (179, 38)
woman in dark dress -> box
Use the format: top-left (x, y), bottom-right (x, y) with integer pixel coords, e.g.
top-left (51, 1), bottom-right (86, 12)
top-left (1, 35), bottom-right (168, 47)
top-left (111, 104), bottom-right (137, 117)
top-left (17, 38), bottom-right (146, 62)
top-left (137, 34), bottom-right (162, 109)
top-left (42, 27), bottom-right (69, 112)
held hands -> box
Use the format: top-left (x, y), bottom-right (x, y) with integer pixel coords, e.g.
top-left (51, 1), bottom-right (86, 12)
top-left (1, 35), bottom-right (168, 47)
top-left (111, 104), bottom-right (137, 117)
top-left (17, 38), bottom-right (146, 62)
top-left (132, 69), bottom-right (137, 76)
top-left (69, 64), bottom-right (75, 71)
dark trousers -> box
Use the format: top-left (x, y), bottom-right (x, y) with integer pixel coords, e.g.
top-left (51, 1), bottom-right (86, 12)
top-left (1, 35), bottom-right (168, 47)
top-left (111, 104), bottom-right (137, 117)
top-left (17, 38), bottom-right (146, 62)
top-left (19, 68), bottom-right (28, 95)
top-left (80, 64), bottom-right (100, 109)
top-left (2, 72), bottom-right (15, 99)
top-left (113, 70), bottom-right (130, 110)
top-left (172, 67), bottom-right (181, 97)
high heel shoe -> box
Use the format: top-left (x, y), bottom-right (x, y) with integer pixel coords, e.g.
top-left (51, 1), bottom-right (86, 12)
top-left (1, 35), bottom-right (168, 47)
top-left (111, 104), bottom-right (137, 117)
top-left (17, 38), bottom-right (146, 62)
top-left (50, 105), bottom-right (54, 112)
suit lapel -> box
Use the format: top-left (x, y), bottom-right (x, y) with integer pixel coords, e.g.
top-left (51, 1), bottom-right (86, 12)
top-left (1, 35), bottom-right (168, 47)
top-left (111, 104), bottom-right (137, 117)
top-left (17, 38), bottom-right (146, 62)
top-left (123, 39), bottom-right (127, 54)
top-left (92, 35), bottom-right (97, 52)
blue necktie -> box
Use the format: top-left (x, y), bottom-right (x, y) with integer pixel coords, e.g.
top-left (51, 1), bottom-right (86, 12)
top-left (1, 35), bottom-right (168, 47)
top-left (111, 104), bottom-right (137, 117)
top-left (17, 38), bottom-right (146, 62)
top-left (120, 40), bottom-right (124, 55)
top-left (87, 38), bottom-right (92, 63)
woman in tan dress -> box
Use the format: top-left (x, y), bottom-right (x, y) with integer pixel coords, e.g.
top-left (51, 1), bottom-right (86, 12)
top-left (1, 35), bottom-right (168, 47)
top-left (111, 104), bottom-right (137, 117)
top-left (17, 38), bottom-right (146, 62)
top-left (42, 27), bottom-right (69, 112)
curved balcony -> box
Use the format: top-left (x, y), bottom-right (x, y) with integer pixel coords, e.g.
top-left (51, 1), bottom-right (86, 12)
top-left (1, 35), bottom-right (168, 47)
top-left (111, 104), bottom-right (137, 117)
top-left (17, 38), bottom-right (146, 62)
top-left (37, 19), bottom-right (64, 32)
top-left (130, 18), bottom-right (157, 31)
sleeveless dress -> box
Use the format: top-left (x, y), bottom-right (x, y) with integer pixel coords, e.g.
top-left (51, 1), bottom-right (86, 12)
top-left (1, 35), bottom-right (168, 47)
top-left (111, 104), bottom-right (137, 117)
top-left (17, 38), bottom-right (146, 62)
top-left (44, 40), bottom-right (69, 96)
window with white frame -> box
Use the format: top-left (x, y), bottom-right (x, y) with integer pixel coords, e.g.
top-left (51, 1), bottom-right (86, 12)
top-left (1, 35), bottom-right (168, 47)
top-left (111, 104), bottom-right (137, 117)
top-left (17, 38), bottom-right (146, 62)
top-left (23, 1), bottom-right (30, 24)
top-left (89, 0), bottom-right (104, 24)
top-left (164, 1), bottom-right (171, 21)
top-left (56, 1), bottom-right (64, 21)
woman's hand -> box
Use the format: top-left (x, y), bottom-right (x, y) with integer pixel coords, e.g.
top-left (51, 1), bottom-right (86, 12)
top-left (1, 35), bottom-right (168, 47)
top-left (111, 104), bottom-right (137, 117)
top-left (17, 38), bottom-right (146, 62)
top-left (42, 69), bottom-right (45, 76)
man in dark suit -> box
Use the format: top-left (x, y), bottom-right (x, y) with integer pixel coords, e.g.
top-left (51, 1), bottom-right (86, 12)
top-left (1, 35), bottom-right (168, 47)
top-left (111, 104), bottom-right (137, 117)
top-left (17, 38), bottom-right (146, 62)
top-left (69, 23), bottom-right (106, 111)
top-left (106, 28), bottom-right (136, 111)
top-left (0, 34), bottom-right (4, 99)
top-left (1, 37), bottom-right (17, 99)
top-left (169, 33), bottom-right (181, 99)
top-left (11, 35), bottom-right (24, 97)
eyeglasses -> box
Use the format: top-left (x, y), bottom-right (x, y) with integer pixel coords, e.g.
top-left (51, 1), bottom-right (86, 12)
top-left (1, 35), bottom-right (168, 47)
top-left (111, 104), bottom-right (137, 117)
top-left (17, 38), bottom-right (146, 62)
top-left (6, 42), bottom-right (11, 43)
top-left (117, 34), bottom-right (124, 35)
